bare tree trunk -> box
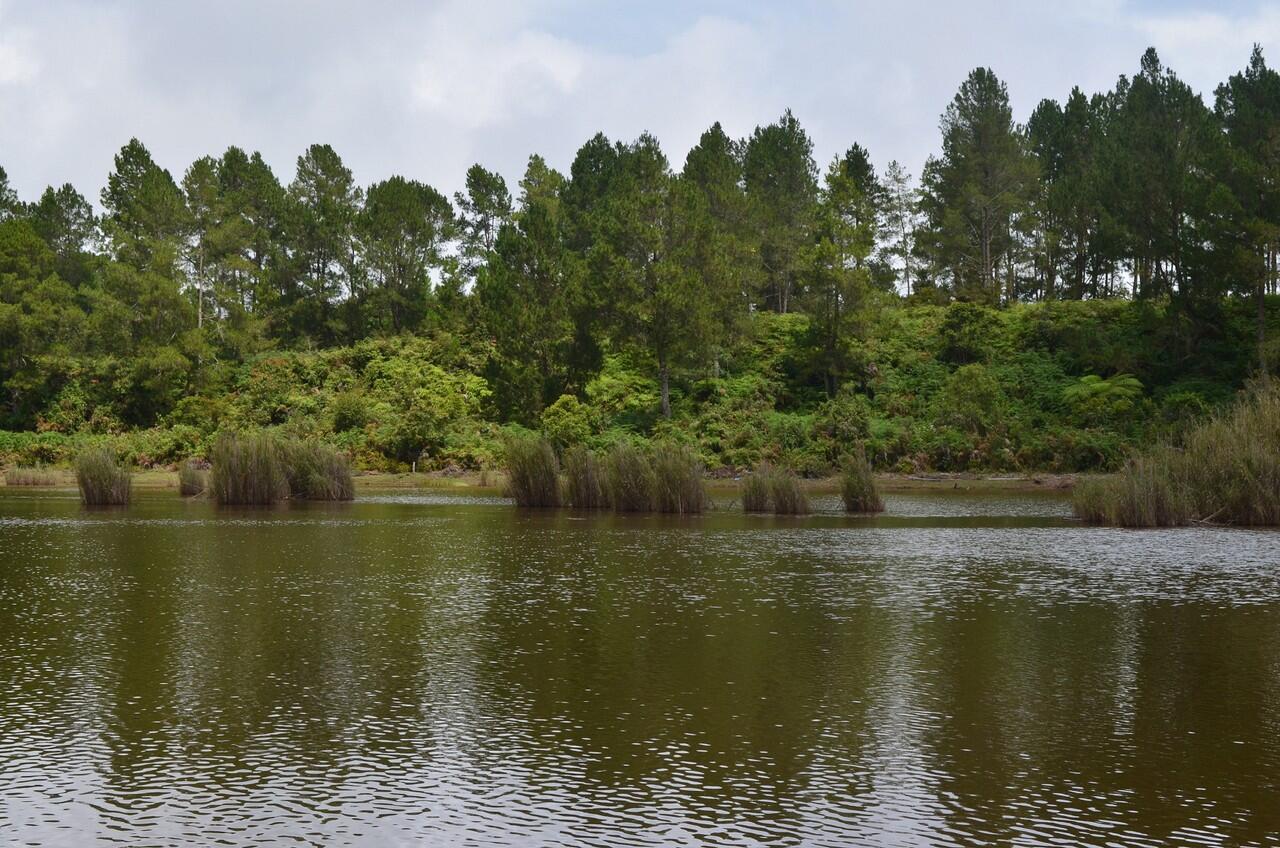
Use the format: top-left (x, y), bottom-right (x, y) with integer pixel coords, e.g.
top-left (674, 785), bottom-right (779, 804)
top-left (659, 358), bottom-right (671, 419)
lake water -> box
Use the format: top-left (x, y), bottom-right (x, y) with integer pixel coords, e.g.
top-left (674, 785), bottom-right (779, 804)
top-left (1, 488), bottom-right (1278, 847)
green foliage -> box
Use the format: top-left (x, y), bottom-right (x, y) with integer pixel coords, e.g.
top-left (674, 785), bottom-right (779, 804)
top-left (1074, 381), bottom-right (1280, 526)
top-left (1063, 373), bottom-right (1144, 426)
top-left (940, 363), bottom-right (1004, 436)
top-left (540, 394), bottom-right (593, 449)
top-left (74, 448), bottom-right (131, 505)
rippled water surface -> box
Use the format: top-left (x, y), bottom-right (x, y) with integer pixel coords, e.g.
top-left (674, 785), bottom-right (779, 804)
top-left (1, 488), bottom-right (1278, 847)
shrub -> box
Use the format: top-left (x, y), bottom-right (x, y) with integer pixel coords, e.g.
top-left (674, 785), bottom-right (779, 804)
top-left (503, 435), bottom-right (561, 508)
top-left (652, 442), bottom-right (707, 514)
top-left (178, 460), bottom-right (207, 497)
top-left (840, 449), bottom-right (884, 513)
top-left (563, 445), bottom-right (606, 509)
top-left (604, 442), bottom-right (656, 512)
top-left (4, 466), bottom-right (60, 486)
top-left (74, 448), bottom-right (131, 506)
top-left (282, 441), bottom-right (354, 501)
top-left (541, 394), bottom-right (594, 449)
top-left (210, 432), bottom-right (289, 506)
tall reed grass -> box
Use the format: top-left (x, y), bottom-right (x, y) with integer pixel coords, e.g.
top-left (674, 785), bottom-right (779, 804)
top-left (840, 450), bottom-right (884, 513)
top-left (178, 459), bottom-right (207, 496)
top-left (562, 445), bottom-right (607, 509)
top-left (651, 442), bottom-right (707, 514)
top-left (741, 463), bottom-right (810, 514)
top-left (74, 448), bottom-right (131, 505)
top-left (1073, 380), bottom-right (1280, 526)
top-left (4, 466), bottom-right (60, 486)
top-left (503, 435), bottom-right (561, 508)
top-left (209, 432), bottom-right (289, 505)
top-left (604, 442), bottom-right (656, 512)
top-left (283, 441), bottom-right (355, 501)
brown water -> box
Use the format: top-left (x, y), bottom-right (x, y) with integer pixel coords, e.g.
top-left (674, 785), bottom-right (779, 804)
top-left (1, 488), bottom-right (1278, 847)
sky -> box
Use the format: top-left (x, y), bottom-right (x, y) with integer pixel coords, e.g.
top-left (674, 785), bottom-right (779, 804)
top-left (1, 0), bottom-right (1277, 205)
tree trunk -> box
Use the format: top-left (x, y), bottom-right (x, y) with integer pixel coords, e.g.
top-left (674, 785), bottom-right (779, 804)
top-left (659, 359), bottom-right (671, 419)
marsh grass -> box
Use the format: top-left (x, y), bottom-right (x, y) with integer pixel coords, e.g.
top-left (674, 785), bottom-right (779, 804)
top-left (604, 442), bottom-right (656, 512)
top-left (4, 466), bottom-right (60, 486)
top-left (504, 436), bottom-right (561, 508)
top-left (652, 442), bottom-right (707, 514)
top-left (210, 432), bottom-right (289, 505)
top-left (74, 448), bottom-right (131, 505)
top-left (840, 450), bottom-right (884, 513)
top-left (769, 467), bottom-right (810, 515)
top-left (741, 469), bottom-right (772, 512)
top-left (742, 464), bottom-right (810, 514)
top-left (1073, 381), bottom-right (1280, 526)
top-left (178, 459), bottom-right (207, 497)
top-left (563, 445), bottom-right (607, 509)
top-left (283, 441), bottom-right (355, 501)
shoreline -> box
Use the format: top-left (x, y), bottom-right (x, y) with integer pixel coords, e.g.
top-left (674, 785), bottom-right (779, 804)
top-left (2, 469), bottom-right (1080, 494)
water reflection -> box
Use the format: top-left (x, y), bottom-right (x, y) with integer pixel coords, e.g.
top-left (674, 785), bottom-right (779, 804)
top-left (0, 492), bottom-right (1277, 846)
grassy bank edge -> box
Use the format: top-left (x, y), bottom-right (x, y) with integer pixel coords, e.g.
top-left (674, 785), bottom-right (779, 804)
top-left (0, 469), bottom-right (1081, 494)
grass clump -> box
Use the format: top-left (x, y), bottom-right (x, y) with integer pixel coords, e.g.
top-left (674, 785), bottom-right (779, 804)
top-left (652, 442), bottom-right (707, 514)
top-left (283, 441), bottom-right (354, 501)
top-left (209, 432), bottom-right (289, 505)
top-left (604, 442), bottom-right (656, 512)
top-left (4, 466), bottom-right (60, 486)
top-left (74, 448), bottom-right (131, 505)
top-left (178, 459), bottom-right (207, 497)
top-left (742, 463), bottom-right (810, 514)
top-left (563, 445), bottom-right (607, 509)
top-left (1073, 380), bottom-right (1280, 526)
top-left (503, 435), bottom-right (561, 508)
top-left (742, 467), bottom-right (773, 512)
top-left (840, 450), bottom-right (884, 513)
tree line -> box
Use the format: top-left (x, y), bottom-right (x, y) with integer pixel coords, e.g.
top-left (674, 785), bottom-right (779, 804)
top-left (1, 46), bottom-right (1278, 431)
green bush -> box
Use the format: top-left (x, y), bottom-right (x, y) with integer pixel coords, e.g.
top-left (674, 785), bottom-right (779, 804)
top-left (541, 394), bottom-right (594, 449)
top-left (282, 441), bottom-right (355, 501)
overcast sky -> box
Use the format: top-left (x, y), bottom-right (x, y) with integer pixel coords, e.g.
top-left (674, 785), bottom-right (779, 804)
top-left (1, 0), bottom-right (1276, 204)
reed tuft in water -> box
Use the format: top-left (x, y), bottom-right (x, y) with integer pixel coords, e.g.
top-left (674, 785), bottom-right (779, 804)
top-left (742, 463), bottom-right (810, 514)
top-left (178, 459), bottom-right (207, 497)
top-left (604, 442), bottom-right (656, 512)
top-left (209, 432), bottom-right (289, 506)
top-left (652, 442), bottom-right (707, 514)
top-left (283, 441), bottom-right (355, 501)
top-left (503, 435), bottom-right (561, 508)
top-left (562, 445), bottom-right (607, 509)
top-left (74, 448), bottom-right (132, 505)
top-left (741, 466), bottom-right (773, 512)
top-left (1073, 380), bottom-right (1280, 526)
top-left (4, 466), bottom-right (60, 486)
top-left (840, 450), bottom-right (884, 513)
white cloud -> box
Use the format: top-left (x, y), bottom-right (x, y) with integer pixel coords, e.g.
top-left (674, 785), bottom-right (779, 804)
top-left (0, 1), bottom-right (1275, 206)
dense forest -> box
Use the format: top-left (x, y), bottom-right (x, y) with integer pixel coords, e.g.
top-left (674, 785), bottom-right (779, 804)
top-left (2, 47), bottom-right (1279, 474)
